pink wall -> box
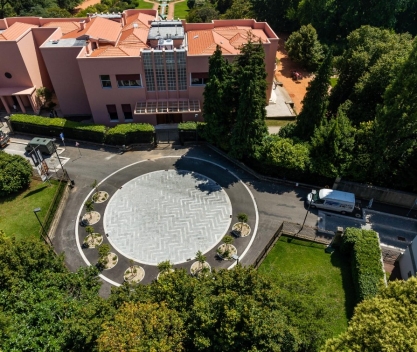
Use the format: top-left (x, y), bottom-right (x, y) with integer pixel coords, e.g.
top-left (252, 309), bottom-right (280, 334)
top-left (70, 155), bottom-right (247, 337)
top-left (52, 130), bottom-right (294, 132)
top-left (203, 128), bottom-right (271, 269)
top-left (6, 17), bottom-right (41, 27)
top-left (0, 18), bottom-right (7, 30)
top-left (77, 56), bottom-right (146, 125)
top-left (0, 41), bottom-right (32, 88)
top-left (41, 45), bottom-right (91, 116)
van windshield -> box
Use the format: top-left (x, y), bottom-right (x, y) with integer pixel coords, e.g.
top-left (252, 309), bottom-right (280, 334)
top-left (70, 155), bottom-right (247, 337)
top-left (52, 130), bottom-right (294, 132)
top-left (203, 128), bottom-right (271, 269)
top-left (312, 192), bottom-right (319, 201)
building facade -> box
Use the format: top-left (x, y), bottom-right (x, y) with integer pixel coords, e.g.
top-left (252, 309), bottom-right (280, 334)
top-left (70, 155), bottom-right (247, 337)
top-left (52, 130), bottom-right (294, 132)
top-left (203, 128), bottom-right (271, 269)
top-left (0, 10), bottom-right (278, 125)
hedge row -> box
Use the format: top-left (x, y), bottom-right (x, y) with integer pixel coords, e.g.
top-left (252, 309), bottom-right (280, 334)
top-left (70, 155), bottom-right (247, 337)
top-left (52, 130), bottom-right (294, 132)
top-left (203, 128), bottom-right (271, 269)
top-left (10, 115), bottom-right (154, 145)
top-left (341, 228), bottom-right (385, 303)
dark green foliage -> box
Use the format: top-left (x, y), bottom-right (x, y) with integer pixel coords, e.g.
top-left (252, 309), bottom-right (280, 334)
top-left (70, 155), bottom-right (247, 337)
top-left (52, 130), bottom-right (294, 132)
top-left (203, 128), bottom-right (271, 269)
top-left (187, 0), bottom-right (195, 8)
top-left (0, 152), bottom-right (32, 197)
top-left (230, 38), bottom-right (268, 159)
top-left (374, 39), bottom-right (417, 191)
top-left (310, 107), bottom-right (356, 178)
top-left (221, 0), bottom-right (254, 19)
top-left (285, 24), bottom-right (324, 71)
top-left (203, 45), bottom-right (235, 150)
top-left (294, 52), bottom-right (332, 140)
top-left (105, 123), bottom-right (155, 144)
top-left (341, 228), bottom-right (385, 303)
top-left (186, 4), bottom-right (219, 23)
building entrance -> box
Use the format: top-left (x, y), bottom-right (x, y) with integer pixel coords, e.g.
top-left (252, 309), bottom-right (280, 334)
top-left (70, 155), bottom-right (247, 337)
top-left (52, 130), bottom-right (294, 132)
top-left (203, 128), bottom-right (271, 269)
top-left (157, 113), bottom-right (182, 124)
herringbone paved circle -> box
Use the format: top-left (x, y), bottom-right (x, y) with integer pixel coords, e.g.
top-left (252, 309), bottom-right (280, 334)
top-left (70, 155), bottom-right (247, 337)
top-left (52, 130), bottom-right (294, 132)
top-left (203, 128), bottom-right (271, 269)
top-left (103, 170), bottom-right (232, 265)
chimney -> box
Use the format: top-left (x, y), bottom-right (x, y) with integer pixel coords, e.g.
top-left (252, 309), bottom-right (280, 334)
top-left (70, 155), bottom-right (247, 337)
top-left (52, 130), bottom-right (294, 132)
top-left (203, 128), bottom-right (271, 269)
top-left (80, 20), bottom-right (86, 30)
top-left (85, 40), bottom-right (90, 55)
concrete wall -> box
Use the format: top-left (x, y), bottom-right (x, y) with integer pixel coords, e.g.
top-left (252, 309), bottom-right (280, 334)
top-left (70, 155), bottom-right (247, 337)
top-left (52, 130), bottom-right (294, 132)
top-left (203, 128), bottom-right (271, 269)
top-left (78, 56), bottom-right (146, 125)
top-left (334, 179), bottom-right (417, 208)
top-left (0, 41), bottom-right (32, 88)
top-left (399, 239), bottom-right (417, 279)
top-left (41, 45), bottom-right (91, 116)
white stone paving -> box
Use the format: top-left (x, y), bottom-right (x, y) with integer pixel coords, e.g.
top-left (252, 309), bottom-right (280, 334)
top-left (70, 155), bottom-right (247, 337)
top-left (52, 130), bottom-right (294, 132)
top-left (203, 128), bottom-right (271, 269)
top-left (104, 170), bottom-right (232, 265)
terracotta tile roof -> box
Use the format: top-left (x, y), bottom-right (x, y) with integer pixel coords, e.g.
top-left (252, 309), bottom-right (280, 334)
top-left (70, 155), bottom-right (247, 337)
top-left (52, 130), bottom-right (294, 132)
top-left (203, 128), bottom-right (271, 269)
top-left (89, 43), bottom-right (144, 57)
top-left (124, 12), bottom-right (154, 30)
top-left (118, 27), bottom-right (148, 46)
top-left (42, 21), bottom-right (81, 35)
top-left (0, 22), bottom-right (37, 41)
top-left (188, 26), bottom-right (269, 55)
top-left (63, 17), bottom-right (121, 42)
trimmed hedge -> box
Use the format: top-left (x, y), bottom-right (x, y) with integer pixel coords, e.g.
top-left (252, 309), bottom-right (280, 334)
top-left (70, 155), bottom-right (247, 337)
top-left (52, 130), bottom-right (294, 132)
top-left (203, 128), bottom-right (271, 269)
top-left (105, 123), bottom-right (154, 145)
top-left (10, 115), bottom-right (155, 145)
top-left (341, 228), bottom-right (385, 303)
top-left (10, 115), bottom-right (106, 143)
top-left (178, 122), bottom-right (206, 142)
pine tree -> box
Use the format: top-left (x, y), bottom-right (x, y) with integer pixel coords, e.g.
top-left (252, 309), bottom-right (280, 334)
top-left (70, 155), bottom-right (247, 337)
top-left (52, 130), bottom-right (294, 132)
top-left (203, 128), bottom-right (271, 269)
top-left (294, 52), bottom-right (332, 141)
top-left (203, 45), bottom-right (235, 150)
top-left (230, 36), bottom-right (268, 159)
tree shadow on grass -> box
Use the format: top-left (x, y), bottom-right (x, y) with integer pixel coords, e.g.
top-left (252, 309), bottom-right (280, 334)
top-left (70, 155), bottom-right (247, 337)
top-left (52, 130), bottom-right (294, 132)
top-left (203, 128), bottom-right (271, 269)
top-left (23, 185), bottom-right (49, 198)
top-left (330, 249), bottom-right (356, 320)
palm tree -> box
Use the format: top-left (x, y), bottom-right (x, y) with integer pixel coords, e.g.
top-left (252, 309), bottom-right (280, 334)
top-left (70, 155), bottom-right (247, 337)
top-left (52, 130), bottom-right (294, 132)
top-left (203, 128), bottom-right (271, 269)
top-left (91, 179), bottom-right (99, 200)
top-left (98, 244), bottom-right (111, 268)
top-left (85, 200), bottom-right (94, 219)
top-left (223, 235), bottom-right (234, 253)
top-left (128, 259), bottom-right (136, 277)
top-left (237, 213), bottom-right (248, 230)
top-left (157, 260), bottom-right (173, 275)
top-left (85, 225), bottom-right (94, 246)
top-left (195, 250), bottom-right (206, 271)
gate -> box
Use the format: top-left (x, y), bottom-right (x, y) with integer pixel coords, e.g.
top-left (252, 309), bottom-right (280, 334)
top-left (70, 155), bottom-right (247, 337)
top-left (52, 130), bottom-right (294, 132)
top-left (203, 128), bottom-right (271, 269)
top-left (155, 128), bottom-right (179, 144)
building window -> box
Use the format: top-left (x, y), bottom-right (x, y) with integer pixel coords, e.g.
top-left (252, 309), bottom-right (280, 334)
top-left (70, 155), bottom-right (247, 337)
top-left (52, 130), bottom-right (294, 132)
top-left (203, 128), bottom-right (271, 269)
top-left (177, 51), bottom-right (187, 91)
top-left (100, 75), bottom-right (112, 88)
top-left (122, 104), bottom-right (133, 120)
top-left (155, 52), bottom-right (166, 91)
top-left (191, 72), bottom-right (209, 86)
top-left (106, 104), bottom-right (118, 121)
top-left (116, 74), bottom-right (141, 88)
top-left (143, 52), bottom-right (156, 92)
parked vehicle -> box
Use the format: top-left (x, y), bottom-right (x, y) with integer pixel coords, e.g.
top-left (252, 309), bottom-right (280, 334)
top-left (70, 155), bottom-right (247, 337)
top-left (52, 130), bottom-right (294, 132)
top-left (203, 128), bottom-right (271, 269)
top-left (307, 189), bottom-right (356, 214)
top-left (0, 130), bottom-right (9, 148)
top-left (25, 137), bottom-right (55, 155)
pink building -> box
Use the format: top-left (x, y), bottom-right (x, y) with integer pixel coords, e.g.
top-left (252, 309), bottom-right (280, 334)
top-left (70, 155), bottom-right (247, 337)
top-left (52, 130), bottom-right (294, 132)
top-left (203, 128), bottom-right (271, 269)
top-left (0, 10), bottom-right (278, 125)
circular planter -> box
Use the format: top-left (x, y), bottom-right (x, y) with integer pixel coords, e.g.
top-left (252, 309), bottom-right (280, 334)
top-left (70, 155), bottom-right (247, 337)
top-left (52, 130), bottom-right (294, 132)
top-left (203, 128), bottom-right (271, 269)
top-left (92, 191), bottom-right (109, 204)
top-left (190, 261), bottom-right (211, 276)
top-left (102, 252), bottom-right (118, 270)
top-left (232, 222), bottom-right (251, 237)
top-left (124, 265), bottom-right (145, 283)
top-left (82, 211), bottom-right (100, 226)
top-left (83, 233), bottom-right (103, 248)
top-left (217, 244), bottom-right (237, 261)
top-left (157, 269), bottom-right (175, 281)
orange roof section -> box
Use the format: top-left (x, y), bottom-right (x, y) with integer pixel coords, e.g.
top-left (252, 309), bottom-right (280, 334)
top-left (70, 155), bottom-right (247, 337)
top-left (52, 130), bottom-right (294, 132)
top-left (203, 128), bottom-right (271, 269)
top-left (0, 22), bottom-right (38, 41)
top-left (42, 21), bottom-right (81, 35)
top-left (62, 17), bottom-right (121, 42)
top-left (188, 26), bottom-right (270, 55)
top-left (124, 12), bottom-right (154, 30)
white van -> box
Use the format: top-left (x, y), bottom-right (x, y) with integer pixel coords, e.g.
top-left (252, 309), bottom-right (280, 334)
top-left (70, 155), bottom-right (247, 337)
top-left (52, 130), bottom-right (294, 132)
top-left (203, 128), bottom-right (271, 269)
top-left (307, 189), bottom-right (355, 214)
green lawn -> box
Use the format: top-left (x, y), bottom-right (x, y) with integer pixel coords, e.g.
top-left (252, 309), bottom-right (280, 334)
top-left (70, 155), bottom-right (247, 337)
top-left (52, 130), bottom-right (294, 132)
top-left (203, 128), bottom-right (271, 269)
top-left (0, 179), bottom-right (60, 241)
top-left (136, 0), bottom-right (155, 9)
top-left (265, 119), bottom-right (295, 127)
top-left (330, 77), bottom-right (338, 87)
top-left (258, 235), bottom-right (355, 336)
top-left (174, 1), bottom-right (189, 19)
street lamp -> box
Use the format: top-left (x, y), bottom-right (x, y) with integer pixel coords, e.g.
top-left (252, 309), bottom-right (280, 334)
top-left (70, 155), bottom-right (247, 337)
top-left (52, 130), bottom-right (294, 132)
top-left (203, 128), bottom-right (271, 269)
top-left (33, 207), bottom-right (51, 245)
top-left (232, 254), bottom-right (239, 265)
top-left (52, 138), bottom-right (69, 180)
top-left (297, 189), bottom-right (317, 235)
top-left (195, 114), bottom-right (198, 142)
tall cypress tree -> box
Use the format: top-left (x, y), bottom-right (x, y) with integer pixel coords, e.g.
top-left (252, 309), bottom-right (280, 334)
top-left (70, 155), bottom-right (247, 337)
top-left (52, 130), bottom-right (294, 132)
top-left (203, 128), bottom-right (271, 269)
top-left (230, 36), bottom-right (268, 159)
top-left (294, 52), bottom-right (333, 141)
top-left (203, 46), bottom-right (235, 150)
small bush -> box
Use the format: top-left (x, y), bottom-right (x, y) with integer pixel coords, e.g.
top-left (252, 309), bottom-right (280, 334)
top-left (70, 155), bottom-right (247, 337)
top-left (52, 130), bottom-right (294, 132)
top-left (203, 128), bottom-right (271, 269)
top-left (0, 152), bottom-right (33, 197)
top-left (342, 228), bottom-right (385, 302)
top-left (105, 123), bottom-right (154, 145)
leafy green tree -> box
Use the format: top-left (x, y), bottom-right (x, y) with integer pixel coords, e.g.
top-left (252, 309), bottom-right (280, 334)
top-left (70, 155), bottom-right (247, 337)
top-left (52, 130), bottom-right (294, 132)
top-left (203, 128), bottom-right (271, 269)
top-left (310, 107), bottom-right (356, 178)
top-left (157, 260), bottom-right (173, 274)
top-left (84, 199), bottom-right (94, 218)
top-left (221, 0), bottom-right (254, 19)
top-left (294, 51), bottom-right (333, 140)
top-left (285, 24), bottom-right (324, 71)
top-left (230, 37), bottom-right (268, 159)
top-left (186, 4), bottom-right (220, 23)
top-left (329, 26), bottom-right (412, 114)
top-left (374, 39), bottom-right (417, 190)
top-left (324, 277), bottom-right (417, 351)
top-left (0, 152), bottom-right (32, 197)
top-left (203, 45), bottom-right (235, 150)
top-left (98, 302), bottom-right (185, 352)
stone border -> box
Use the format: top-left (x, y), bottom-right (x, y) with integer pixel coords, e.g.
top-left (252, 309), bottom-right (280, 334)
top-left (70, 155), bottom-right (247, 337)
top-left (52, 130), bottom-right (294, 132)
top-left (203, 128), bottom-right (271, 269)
top-left (217, 244), bottom-right (237, 261)
top-left (92, 191), bottom-right (109, 204)
top-left (82, 211), bottom-right (100, 225)
top-left (190, 261), bottom-right (211, 276)
top-left (103, 252), bottom-right (118, 270)
top-left (232, 222), bottom-right (251, 237)
top-left (124, 265), bottom-right (145, 283)
top-left (83, 233), bottom-right (103, 248)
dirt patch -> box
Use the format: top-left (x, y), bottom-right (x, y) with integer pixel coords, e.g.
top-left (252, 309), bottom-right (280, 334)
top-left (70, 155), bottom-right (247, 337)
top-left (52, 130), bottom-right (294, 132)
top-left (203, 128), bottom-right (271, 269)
top-left (76, 0), bottom-right (101, 10)
top-left (275, 33), bottom-right (314, 114)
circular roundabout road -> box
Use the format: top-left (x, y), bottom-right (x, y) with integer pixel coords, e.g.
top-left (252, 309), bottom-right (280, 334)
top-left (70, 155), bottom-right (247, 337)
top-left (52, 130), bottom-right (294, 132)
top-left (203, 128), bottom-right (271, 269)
top-left (75, 156), bottom-right (258, 286)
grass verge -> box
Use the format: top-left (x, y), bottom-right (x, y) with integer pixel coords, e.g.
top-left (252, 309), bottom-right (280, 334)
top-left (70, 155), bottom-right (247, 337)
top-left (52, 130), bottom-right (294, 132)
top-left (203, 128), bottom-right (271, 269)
top-left (265, 119), bottom-right (294, 127)
top-left (258, 235), bottom-right (355, 336)
top-left (137, 0), bottom-right (154, 9)
top-left (174, 1), bottom-right (189, 19)
top-left (0, 179), bottom-right (61, 241)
